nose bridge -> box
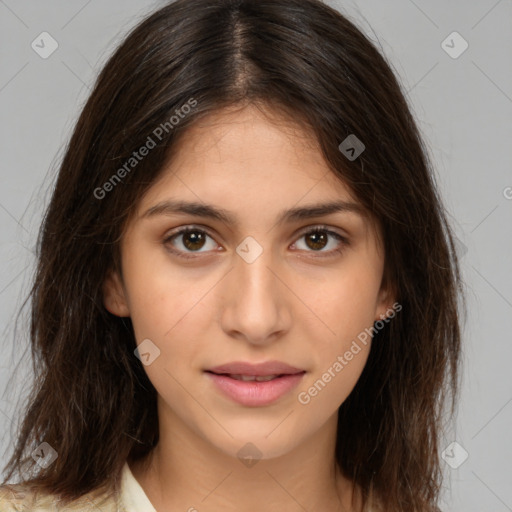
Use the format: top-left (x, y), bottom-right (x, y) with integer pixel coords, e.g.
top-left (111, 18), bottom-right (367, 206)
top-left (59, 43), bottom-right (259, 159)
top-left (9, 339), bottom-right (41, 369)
top-left (220, 235), bottom-right (289, 343)
top-left (235, 236), bottom-right (281, 309)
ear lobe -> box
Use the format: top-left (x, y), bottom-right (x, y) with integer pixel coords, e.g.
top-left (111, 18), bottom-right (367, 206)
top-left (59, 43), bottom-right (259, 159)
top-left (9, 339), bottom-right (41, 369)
top-left (102, 270), bottom-right (130, 317)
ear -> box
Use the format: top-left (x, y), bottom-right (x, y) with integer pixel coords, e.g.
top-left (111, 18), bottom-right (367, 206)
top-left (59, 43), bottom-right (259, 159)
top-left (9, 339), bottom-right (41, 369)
top-left (374, 275), bottom-right (396, 322)
top-left (102, 270), bottom-right (130, 317)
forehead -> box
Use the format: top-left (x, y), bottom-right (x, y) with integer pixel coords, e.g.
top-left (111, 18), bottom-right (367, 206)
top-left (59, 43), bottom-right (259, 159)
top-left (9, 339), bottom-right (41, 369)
top-left (139, 104), bottom-right (358, 208)
top-left (175, 105), bottom-right (322, 172)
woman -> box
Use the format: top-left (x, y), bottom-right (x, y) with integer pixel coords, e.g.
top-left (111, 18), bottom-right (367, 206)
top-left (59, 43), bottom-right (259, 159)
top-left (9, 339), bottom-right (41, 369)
top-left (0, 0), bottom-right (463, 510)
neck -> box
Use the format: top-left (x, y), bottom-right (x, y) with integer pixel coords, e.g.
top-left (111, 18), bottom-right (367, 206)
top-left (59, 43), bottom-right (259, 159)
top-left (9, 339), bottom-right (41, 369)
top-left (129, 405), bottom-right (361, 511)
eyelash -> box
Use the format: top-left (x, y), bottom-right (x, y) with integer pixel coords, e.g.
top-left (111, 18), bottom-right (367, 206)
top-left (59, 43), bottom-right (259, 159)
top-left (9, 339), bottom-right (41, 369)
top-left (162, 225), bottom-right (349, 260)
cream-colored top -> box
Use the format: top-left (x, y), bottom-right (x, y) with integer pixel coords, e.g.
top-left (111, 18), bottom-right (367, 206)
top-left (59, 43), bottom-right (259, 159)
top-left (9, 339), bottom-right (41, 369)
top-left (0, 463), bottom-right (156, 511)
top-left (119, 462), bottom-right (156, 511)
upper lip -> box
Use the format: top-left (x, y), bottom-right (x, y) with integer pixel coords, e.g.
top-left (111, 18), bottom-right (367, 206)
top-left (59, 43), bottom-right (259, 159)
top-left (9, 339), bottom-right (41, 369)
top-left (206, 361), bottom-right (305, 376)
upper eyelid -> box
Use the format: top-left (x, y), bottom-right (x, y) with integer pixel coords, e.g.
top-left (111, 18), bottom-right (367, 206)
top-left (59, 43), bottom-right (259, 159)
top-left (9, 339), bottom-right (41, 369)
top-left (164, 224), bottom-right (348, 248)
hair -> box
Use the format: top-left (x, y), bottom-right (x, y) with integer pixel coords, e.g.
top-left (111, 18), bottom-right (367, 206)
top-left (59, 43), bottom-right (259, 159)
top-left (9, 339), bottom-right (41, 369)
top-left (1, 0), bottom-right (464, 510)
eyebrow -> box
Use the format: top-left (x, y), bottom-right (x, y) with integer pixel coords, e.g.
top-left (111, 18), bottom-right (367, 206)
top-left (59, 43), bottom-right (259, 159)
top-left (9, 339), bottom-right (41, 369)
top-left (141, 199), bottom-right (365, 226)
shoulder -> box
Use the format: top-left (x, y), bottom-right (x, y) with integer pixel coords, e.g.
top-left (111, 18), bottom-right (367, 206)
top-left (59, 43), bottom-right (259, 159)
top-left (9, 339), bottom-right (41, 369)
top-left (0, 482), bottom-right (37, 511)
top-left (0, 482), bottom-right (119, 511)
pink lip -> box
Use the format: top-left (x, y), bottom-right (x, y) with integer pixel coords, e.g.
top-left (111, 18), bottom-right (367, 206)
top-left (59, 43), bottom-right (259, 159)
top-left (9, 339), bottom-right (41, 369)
top-left (207, 360), bottom-right (305, 376)
top-left (205, 372), bottom-right (306, 407)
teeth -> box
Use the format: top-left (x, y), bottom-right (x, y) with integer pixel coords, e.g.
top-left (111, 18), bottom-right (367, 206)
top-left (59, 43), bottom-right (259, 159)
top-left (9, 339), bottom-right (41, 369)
top-left (229, 374), bottom-right (279, 382)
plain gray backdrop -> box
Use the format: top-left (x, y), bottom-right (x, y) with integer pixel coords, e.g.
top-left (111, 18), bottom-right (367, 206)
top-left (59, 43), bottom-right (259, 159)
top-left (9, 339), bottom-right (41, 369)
top-left (1, 1), bottom-right (511, 510)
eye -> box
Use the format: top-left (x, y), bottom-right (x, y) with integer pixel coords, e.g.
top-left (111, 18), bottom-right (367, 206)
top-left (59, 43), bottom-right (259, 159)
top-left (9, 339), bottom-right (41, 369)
top-left (163, 226), bottom-right (219, 259)
top-left (291, 226), bottom-right (348, 257)
top-left (163, 224), bottom-right (349, 260)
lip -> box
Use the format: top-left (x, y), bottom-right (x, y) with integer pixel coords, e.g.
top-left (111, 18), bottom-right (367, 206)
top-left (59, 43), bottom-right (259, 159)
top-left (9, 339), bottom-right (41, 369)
top-left (206, 360), bottom-right (305, 376)
top-left (205, 371), bottom-right (306, 407)
top-left (205, 361), bottom-right (306, 407)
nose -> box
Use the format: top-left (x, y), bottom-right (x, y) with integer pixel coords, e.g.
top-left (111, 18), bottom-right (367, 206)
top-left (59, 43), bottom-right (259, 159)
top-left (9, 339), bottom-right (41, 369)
top-left (219, 243), bottom-right (292, 346)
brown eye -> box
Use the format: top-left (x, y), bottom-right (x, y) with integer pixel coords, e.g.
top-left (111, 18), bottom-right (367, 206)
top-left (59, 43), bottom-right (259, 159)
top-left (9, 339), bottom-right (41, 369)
top-left (164, 227), bottom-right (218, 258)
top-left (304, 231), bottom-right (328, 251)
top-left (181, 230), bottom-right (207, 251)
top-left (163, 225), bottom-right (348, 261)
top-left (293, 227), bottom-right (348, 256)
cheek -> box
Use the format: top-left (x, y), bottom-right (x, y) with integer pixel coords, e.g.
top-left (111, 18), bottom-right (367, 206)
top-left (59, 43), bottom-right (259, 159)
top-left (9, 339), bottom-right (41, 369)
top-left (295, 262), bottom-right (379, 406)
top-left (304, 268), bottom-right (381, 346)
top-left (123, 249), bottom-right (212, 343)
top-left (126, 280), bottom-right (209, 417)
top-left (297, 322), bottom-right (372, 412)
top-left (124, 260), bottom-right (217, 383)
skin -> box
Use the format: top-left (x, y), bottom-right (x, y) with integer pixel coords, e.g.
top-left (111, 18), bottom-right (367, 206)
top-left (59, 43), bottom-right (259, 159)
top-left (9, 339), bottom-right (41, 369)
top-left (103, 104), bottom-right (394, 512)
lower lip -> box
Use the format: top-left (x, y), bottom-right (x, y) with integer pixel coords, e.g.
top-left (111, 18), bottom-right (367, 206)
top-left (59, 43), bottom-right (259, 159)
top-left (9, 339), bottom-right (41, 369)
top-left (205, 372), bottom-right (306, 407)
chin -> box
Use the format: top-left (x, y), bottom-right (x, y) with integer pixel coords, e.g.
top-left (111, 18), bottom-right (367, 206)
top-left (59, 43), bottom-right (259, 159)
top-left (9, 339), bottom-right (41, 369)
top-left (205, 424), bottom-right (302, 462)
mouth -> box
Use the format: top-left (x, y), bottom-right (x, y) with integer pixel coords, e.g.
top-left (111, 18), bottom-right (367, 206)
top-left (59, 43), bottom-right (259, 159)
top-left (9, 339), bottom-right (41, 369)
top-left (205, 360), bottom-right (306, 377)
top-left (205, 371), bottom-right (302, 382)
top-left (204, 362), bottom-right (306, 406)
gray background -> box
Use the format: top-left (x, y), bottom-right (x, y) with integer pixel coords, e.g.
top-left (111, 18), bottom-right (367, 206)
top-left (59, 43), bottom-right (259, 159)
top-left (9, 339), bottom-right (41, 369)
top-left (1, 0), bottom-right (511, 510)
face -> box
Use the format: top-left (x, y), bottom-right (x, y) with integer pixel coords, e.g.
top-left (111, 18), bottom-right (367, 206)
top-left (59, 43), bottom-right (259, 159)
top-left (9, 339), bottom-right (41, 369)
top-left (103, 104), bottom-right (393, 461)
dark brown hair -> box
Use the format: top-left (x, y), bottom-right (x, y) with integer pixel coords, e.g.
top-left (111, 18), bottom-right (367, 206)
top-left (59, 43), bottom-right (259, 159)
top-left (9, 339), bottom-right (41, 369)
top-left (2, 0), bottom-right (463, 510)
